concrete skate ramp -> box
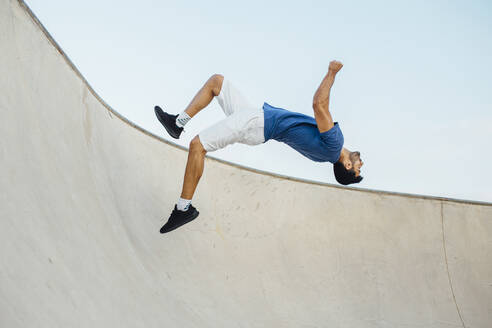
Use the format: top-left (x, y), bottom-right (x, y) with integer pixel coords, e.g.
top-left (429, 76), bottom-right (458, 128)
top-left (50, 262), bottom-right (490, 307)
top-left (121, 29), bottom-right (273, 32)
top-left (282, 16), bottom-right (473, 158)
top-left (1, 1), bottom-right (491, 327)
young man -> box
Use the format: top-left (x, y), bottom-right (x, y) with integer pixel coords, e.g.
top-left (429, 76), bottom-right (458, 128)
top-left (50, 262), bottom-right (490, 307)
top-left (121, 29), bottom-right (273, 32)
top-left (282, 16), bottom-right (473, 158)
top-left (155, 60), bottom-right (363, 233)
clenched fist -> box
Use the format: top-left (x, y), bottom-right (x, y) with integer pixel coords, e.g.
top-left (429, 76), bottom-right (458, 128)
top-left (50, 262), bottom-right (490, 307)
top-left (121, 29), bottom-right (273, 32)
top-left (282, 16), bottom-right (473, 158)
top-left (329, 60), bottom-right (343, 73)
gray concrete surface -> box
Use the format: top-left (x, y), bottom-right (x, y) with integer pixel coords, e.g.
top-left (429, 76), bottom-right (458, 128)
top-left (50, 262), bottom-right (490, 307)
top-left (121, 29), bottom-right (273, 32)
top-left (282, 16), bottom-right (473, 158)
top-left (1, 1), bottom-right (491, 327)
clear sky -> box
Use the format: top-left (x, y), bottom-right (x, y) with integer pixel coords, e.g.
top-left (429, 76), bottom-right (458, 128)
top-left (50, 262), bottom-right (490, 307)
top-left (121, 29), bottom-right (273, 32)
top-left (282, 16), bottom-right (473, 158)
top-left (25, 0), bottom-right (492, 202)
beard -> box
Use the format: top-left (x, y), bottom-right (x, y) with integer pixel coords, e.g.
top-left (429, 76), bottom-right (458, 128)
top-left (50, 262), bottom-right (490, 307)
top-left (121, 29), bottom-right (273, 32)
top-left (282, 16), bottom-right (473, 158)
top-left (349, 151), bottom-right (360, 164)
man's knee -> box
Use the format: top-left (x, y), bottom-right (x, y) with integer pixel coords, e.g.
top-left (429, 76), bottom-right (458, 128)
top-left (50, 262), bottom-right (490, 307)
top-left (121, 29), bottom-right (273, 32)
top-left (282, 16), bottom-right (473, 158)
top-left (209, 74), bottom-right (224, 97)
top-left (190, 136), bottom-right (207, 154)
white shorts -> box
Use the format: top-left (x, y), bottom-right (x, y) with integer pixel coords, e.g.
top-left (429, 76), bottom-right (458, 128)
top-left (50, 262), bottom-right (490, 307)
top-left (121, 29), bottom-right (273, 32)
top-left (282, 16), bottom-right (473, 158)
top-left (199, 79), bottom-right (265, 152)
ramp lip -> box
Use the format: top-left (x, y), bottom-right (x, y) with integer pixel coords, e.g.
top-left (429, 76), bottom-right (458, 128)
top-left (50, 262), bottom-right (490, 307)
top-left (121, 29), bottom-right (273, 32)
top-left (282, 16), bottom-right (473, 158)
top-left (18, 0), bottom-right (491, 208)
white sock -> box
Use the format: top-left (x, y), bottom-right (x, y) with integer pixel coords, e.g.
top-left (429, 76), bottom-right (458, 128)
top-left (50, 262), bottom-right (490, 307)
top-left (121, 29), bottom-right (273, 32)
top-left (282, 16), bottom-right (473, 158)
top-left (176, 111), bottom-right (191, 128)
top-left (177, 197), bottom-right (192, 211)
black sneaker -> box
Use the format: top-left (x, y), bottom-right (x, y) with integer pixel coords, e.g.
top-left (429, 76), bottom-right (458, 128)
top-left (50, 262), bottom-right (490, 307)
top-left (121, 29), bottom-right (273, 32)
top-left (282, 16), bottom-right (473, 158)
top-left (160, 204), bottom-right (199, 233)
top-left (154, 105), bottom-right (183, 139)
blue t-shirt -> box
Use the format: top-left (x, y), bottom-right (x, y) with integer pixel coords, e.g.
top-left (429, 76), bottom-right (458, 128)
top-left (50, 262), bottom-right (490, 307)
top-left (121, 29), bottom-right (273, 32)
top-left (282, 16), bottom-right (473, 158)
top-left (263, 102), bottom-right (344, 163)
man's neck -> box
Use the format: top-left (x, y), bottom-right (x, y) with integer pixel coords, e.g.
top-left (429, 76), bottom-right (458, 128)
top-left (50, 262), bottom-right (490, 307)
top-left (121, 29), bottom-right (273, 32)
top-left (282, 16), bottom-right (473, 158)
top-left (338, 148), bottom-right (350, 162)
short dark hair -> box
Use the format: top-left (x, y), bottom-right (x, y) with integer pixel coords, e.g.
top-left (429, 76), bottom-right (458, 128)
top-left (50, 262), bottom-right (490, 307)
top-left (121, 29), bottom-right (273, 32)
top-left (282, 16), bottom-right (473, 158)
top-left (333, 161), bottom-right (363, 185)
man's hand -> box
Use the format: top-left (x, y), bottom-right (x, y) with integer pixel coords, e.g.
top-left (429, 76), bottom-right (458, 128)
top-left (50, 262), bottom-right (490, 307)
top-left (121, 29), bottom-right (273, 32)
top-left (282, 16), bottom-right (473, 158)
top-left (329, 60), bottom-right (343, 74)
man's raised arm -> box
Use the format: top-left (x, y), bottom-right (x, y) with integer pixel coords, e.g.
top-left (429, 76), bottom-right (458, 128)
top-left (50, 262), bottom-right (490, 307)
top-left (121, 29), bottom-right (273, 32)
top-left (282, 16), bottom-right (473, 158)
top-left (312, 60), bottom-right (343, 133)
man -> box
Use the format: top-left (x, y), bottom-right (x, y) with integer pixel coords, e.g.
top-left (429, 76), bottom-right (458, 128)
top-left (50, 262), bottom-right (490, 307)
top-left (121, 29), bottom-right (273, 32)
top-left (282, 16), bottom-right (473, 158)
top-left (155, 60), bottom-right (363, 233)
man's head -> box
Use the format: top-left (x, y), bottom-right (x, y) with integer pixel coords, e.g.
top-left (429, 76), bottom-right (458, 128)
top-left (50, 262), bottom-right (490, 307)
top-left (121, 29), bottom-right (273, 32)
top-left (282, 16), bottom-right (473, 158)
top-left (333, 149), bottom-right (364, 185)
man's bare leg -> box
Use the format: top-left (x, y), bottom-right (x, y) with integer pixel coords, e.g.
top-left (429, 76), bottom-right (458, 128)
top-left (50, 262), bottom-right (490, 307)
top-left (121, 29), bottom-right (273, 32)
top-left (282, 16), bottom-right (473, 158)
top-left (159, 75), bottom-right (224, 233)
top-left (155, 74), bottom-right (224, 139)
top-left (183, 74), bottom-right (224, 118)
top-left (179, 74), bottom-right (223, 199)
top-left (160, 137), bottom-right (206, 233)
top-left (180, 136), bottom-right (207, 200)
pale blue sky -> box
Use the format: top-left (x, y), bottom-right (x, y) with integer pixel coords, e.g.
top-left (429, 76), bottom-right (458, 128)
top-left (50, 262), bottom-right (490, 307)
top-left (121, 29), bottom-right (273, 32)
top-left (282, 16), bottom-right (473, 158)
top-left (26, 0), bottom-right (492, 202)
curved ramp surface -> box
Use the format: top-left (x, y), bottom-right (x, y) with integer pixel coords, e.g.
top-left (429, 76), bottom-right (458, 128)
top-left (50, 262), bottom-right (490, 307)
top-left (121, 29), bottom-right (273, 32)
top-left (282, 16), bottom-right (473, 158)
top-left (1, 1), bottom-right (491, 327)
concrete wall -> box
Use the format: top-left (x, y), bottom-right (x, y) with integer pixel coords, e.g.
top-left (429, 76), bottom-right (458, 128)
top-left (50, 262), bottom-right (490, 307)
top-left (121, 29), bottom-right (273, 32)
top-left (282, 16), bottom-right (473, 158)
top-left (1, 1), bottom-right (491, 327)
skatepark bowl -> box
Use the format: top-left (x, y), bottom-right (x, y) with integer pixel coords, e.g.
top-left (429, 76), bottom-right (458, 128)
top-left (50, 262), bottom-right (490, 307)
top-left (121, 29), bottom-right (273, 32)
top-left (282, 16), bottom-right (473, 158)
top-left (1, 1), bottom-right (491, 327)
